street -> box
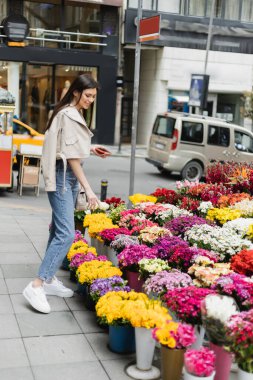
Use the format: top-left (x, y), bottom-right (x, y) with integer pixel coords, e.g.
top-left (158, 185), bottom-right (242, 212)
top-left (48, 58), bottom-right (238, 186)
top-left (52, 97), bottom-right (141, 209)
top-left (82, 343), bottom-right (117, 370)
top-left (0, 155), bottom-right (179, 213)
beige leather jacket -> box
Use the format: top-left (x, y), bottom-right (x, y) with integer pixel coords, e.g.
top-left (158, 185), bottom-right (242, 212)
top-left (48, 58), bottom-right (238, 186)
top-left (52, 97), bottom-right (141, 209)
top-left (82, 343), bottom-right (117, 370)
top-left (42, 106), bottom-right (93, 192)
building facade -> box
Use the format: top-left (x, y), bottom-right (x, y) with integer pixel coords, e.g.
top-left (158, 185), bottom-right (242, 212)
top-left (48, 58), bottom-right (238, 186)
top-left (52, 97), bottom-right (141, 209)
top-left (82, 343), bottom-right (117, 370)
top-left (0, 0), bottom-right (122, 143)
top-left (122, 0), bottom-right (253, 144)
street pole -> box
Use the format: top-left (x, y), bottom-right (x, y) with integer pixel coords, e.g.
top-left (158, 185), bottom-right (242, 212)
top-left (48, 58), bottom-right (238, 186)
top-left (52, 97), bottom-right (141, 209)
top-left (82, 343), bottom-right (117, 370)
top-left (204, 0), bottom-right (215, 75)
top-left (128, 0), bottom-right (142, 206)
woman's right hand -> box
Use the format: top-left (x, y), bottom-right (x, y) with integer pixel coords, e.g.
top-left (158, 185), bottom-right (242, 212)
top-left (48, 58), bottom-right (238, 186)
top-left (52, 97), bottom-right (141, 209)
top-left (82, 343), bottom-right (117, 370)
top-left (85, 188), bottom-right (100, 210)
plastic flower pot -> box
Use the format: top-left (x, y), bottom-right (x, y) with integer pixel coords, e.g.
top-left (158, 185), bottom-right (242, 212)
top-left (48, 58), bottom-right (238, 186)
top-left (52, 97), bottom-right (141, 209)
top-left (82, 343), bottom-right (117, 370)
top-left (61, 256), bottom-right (70, 271)
top-left (160, 346), bottom-right (185, 380)
top-left (106, 247), bottom-right (118, 267)
top-left (238, 368), bottom-right (253, 380)
top-left (184, 370), bottom-right (215, 380)
top-left (108, 325), bottom-right (135, 354)
top-left (77, 282), bottom-right (87, 297)
top-left (209, 343), bottom-right (232, 380)
top-left (125, 270), bottom-right (144, 292)
top-left (126, 327), bottom-right (160, 379)
top-left (191, 325), bottom-right (205, 349)
top-left (84, 286), bottom-right (96, 311)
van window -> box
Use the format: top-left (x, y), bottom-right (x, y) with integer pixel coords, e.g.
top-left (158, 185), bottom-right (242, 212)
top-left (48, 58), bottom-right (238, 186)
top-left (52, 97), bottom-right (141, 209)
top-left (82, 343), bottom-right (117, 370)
top-left (181, 121), bottom-right (203, 143)
top-left (153, 116), bottom-right (175, 138)
top-left (208, 126), bottom-right (230, 147)
top-left (234, 131), bottom-right (253, 153)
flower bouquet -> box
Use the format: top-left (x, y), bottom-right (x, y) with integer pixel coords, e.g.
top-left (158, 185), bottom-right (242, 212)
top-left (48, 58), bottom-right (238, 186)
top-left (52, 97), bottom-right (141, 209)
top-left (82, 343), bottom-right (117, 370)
top-left (231, 249), bottom-right (253, 276)
top-left (98, 227), bottom-right (130, 246)
top-left (150, 188), bottom-right (179, 204)
top-left (69, 252), bottom-right (107, 282)
top-left (67, 241), bottom-right (97, 262)
top-left (138, 226), bottom-right (171, 246)
top-left (76, 260), bottom-right (122, 285)
top-left (108, 203), bottom-right (127, 224)
top-left (168, 247), bottom-right (218, 272)
top-left (226, 309), bottom-right (253, 374)
top-left (117, 244), bottom-right (157, 272)
top-left (104, 196), bottom-right (125, 208)
top-left (206, 207), bottom-right (242, 225)
top-left (89, 276), bottom-right (130, 303)
top-left (164, 286), bottom-right (215, 325)
top-left (223, 218), bottom-right (253, 237)
top-left (154, 236), bottom-right (189, 260)
top-left (165, 215), bottom-right (211, 237)
top-left (128, 193), bottom-right (157, 205)
top-left (110, 234), bottom-right (140, 254)
top-left (144, 270), bottom-right (193, 298)
top-left (188, 259), bottom-right (232, 287)
top-left (184, 347), bottom-right (216, 380)
top-left (201, 294), bottom-right (238, 346)
top-left (184, 224), bottom-right (252, 261)
top-left (211, 273), bottom-right (253, 310)
top-left (138, 258), bottom-right (170, 280)
top-left (230, 199), bottom-right (253, 217)
top-left (83, 213), bottom-right (118, 241)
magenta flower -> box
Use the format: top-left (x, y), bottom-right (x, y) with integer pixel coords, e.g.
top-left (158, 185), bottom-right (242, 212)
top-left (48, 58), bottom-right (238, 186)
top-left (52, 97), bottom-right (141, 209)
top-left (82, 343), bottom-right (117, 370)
top-left (184, 347), bottom-right (216, 377)
top-left (117, 244), bottom-right (157, 271)
top-left (99, 228), bottom-right (131, 246)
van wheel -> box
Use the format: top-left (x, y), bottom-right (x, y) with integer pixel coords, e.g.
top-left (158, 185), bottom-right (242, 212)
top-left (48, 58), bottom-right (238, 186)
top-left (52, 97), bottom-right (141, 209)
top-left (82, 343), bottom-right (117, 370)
top-left (181, 161), bottom-right (203, 181)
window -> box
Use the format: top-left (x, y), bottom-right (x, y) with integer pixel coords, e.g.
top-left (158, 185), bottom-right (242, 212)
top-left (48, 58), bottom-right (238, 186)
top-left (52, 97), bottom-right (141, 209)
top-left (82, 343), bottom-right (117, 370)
top-left (189, 0), bottom-right (205, 16)
top-left (235, 131), bottom-right (253, 153)
top-left (181, 121), bottom-right (203, 143)
top-left (128, 0), bottom-right (153, 10)
top-left (153, 116), bottom-right (175, 138)
top-left (224, 0), bottom-right (240, 20)
top-left (23, 2), bottom-right (61, 30)
top-left (158, 0), bottom-right (180, 13)
top-left (241, 0), bottom-right (253, 22)
top-left (208, 126), bottom-right (230, 147)
top-left (206, 0), bottom-right (222, 18)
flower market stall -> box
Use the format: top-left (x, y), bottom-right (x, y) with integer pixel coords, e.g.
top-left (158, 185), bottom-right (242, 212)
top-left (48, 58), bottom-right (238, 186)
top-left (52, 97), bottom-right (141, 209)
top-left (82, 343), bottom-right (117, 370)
top-left (62, 161), bottom-right (253, 380)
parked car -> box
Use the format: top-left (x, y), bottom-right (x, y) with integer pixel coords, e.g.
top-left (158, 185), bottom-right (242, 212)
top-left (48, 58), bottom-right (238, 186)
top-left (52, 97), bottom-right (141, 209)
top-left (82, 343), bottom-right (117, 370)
top-left (146, 112), bottom-right (253, 181)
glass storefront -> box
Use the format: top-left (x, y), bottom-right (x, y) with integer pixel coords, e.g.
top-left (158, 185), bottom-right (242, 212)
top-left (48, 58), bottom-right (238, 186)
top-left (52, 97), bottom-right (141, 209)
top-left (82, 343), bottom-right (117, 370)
top-left (0, 61), bottom-right (97, 133)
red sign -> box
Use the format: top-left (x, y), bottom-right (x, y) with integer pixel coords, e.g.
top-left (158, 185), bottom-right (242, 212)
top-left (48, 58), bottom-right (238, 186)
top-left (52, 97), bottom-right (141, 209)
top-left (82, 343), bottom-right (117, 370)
top-left (139, 15), bottom-right (160, 42)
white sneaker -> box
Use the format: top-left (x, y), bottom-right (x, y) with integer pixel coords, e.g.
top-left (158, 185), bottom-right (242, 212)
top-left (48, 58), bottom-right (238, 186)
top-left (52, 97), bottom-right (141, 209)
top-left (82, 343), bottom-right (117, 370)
top-left (43, 277), bottom-right (74, 298)
top-left (23, 282), bottom-right (51, 314)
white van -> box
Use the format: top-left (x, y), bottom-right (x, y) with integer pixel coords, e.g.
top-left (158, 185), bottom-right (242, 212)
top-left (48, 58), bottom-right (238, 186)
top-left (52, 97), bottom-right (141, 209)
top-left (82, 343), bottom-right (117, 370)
top-left (146, 112), bottom-right (253, 181)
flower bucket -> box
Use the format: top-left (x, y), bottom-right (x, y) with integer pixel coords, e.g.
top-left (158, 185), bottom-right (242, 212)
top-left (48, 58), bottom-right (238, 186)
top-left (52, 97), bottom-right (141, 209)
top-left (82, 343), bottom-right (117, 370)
top-left (108, 325), bottom-right (135, 354)
top-left (126, 327), bottom-right (160, 379)
top-left (125, 270), bottom-right (144, 292)
top-left (69, 269), bottom-right (77, 283)
top-left (238, 369), bottom-right (253, 380)
top-left (106, 247), bottom-right (118, 267)
top-left (77, 283), bottom-right (87, 297)
top-left (160, 346), bottom-right (185, 380)
top-left (184, 370), bottom-right (215, 380)
top-left (74, 220), bottom-right (85, 234)
top-left (191, 325), bottom-right (205, 349)
top-left (90, 237), bottom-right (99, 251)
top-left (96, 240), bottom-right (107, 256)
top-left (209, 343), bottom-right (232, 380)
top-left (61, 256), bottom-right (70, 271)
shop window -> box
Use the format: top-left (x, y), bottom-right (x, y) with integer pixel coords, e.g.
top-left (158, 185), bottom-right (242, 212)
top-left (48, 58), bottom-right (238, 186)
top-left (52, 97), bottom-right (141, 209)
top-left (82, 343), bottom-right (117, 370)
top-left (241, 0), bottom-right (253, 22)
top-left (224, 0), bottom-right (240, 20)
top-left (188, 0), bottom-right (205, 16)
top-left (234, 131), bottom-right (253, 153)
top-left (0, 0), bottom-right (7, 20)
top-left (128, 0), bottom-right (153, 10)
top-left (181, 121), bottom-right (203, 143)
top-left (208, 126), bottom-right (230, 147)
top-left (158, 0), bottom-right (180, 13)
top-left (23, 2), bottom-right (61, 30)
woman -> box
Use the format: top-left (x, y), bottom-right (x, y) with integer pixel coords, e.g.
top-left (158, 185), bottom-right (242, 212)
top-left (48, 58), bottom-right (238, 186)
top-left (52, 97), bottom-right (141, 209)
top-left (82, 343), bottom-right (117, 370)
top-left (23, 74), bottom-right (111, 313)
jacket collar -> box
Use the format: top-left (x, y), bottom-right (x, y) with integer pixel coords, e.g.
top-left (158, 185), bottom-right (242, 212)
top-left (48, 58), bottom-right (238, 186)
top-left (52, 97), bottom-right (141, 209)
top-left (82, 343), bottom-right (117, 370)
top-left (62, 106), bottom-right (88, 128)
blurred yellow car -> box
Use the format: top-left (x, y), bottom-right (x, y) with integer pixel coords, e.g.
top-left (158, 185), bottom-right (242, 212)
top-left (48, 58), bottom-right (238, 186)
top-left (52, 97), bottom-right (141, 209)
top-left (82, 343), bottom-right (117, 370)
top-left (12, 119), bottom-right (44, 166)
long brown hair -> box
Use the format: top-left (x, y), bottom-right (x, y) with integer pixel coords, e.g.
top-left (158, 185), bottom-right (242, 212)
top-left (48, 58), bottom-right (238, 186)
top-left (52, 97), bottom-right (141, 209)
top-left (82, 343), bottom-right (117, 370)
top-left (46, 74), bottom-right (99, 130)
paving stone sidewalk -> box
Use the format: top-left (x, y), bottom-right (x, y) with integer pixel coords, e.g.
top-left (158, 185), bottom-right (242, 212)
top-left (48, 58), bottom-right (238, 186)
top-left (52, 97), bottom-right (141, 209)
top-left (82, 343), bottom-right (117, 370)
top-left (0, 201), bottom-right (237, 380)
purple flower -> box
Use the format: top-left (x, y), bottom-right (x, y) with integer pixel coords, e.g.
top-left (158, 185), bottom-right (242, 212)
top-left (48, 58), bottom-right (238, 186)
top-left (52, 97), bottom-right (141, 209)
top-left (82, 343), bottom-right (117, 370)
top-left (110, 234), bottom-right (140, 253)
top-left (154, 236), bottom-right (189, 260)
top-left (165, 216), bottom-right (212, 237)
top-left (90, 276), bottom-right (131, 302)
top-left (144, 269), bottom-right (193, 296)
top-left (99, 228), bottom-right (131, 246)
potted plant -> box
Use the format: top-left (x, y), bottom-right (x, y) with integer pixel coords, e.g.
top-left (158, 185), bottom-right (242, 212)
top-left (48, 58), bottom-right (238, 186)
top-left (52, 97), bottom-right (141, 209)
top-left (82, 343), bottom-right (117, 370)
top-left (152, 320), bottom-right (196, 380)
top-left (226, 309), bottom-right (253, 380)
top-left (117, 244), bottom-right (157, 292)
top-left (89, 276), bottom-right (130, 304)
top-left (201, 294), bottom-right (238, 380)
top-left (74, 210), bottom-right (86, 233)
top-left (184, 347), bottom-right (216, 380)
top-left (138, 258), bottom-right (170, 282)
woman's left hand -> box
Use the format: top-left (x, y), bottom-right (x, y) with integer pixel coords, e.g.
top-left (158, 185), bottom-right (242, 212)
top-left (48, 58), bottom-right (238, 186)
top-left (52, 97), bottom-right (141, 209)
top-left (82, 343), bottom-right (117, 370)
top-left (91, 145), bottom-right (111, 158)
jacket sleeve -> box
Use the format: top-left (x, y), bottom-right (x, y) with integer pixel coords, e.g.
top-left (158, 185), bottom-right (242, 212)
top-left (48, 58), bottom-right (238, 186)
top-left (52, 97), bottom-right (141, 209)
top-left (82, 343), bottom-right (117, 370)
top-left (41, 114), bottom-right (61, 191)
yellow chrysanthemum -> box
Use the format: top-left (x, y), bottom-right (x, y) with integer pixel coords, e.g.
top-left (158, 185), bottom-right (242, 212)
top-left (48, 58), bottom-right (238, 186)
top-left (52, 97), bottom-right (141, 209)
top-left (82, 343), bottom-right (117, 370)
top-left (206, 207), bottom-right (241, 225)
top-left (128, 193), bottom-right (157, 205)
top-left (83, 213), bottom-right (118, 239)
top-left (76, 260), bottom-right (122, 284)
top-left (67, 241), bottom-right (97, 260)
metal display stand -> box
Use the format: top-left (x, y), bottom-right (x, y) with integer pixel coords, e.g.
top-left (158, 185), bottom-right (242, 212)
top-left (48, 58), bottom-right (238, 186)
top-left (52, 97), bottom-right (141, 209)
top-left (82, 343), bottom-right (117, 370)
top-left (17, 153), bottom-right (42, 196)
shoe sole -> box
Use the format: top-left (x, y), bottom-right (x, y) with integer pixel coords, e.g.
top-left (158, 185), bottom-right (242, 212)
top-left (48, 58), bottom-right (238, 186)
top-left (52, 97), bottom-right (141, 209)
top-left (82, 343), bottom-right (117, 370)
top-left (23, 288), bottom-right (51, 314)
top-left (44, 290), bottom-right (74, 298)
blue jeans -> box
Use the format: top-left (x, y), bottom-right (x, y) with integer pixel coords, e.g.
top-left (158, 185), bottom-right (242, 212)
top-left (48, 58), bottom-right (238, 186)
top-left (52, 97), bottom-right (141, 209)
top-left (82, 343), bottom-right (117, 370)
top-left (38, 161), bottom-right (79, 281)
